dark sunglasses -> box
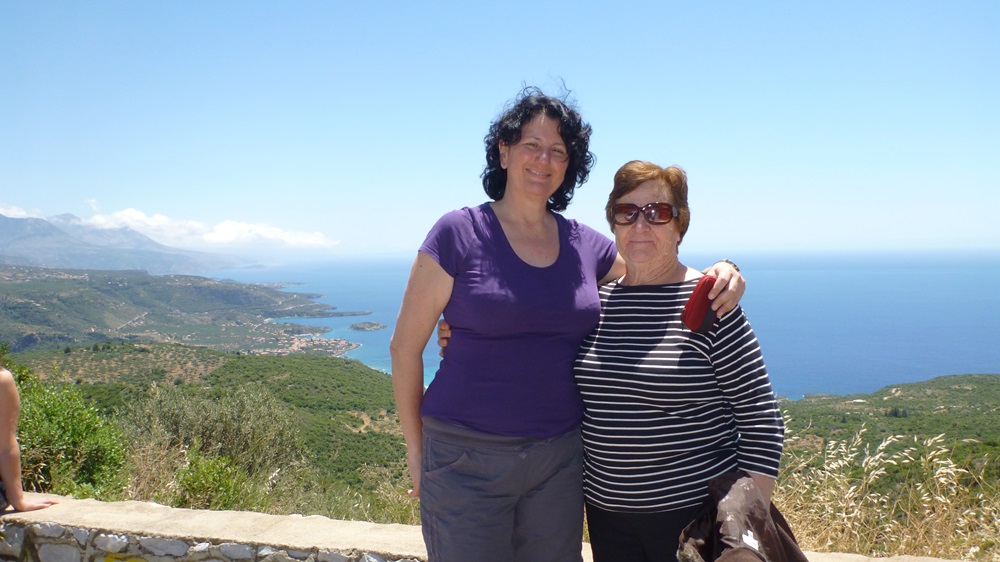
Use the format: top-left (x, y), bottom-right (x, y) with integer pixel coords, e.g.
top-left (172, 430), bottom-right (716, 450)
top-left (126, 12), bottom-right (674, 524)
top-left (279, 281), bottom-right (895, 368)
top-left (611, 202), bottom-right (678, 225)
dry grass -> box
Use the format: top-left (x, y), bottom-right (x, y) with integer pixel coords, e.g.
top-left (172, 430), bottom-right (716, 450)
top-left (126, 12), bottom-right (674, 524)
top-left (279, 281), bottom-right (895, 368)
top-left (323, 464), bottom-right (420, 525)
top-left (776, 422), bottom-right (1000, 561)
top-left (120, 435), bottom-right (188, 504)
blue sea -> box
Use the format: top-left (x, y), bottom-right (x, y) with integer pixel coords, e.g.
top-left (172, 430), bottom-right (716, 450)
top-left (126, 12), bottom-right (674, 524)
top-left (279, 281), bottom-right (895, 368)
top-left (209, 251), bottom-right (1000, 400)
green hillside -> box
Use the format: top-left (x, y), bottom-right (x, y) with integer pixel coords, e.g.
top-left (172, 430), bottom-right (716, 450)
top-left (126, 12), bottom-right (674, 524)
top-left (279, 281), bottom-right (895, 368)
top-left (204, 354), bottom-right (403, 482)
top-left (0, 265), bottom-right (364, 354)
top-left (781, 373), bottom-right (1000, 479)
top-left (782, 374), bottom-right (1000, 438)
top-left (10, 343), bottom-right (404, 487)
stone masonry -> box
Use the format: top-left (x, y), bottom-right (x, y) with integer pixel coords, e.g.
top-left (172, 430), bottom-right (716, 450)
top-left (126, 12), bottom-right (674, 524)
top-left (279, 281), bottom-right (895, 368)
top-left (0, 493), bottom-right (959, 562)
top-left (1, 494), bottom-right (427, 562)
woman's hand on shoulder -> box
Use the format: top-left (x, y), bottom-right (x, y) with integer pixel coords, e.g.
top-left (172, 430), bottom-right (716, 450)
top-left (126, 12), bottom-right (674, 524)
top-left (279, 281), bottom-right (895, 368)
top-left (704, 260), bottom-right (746, 317)
top-left (437, 319), bottom-right (452, 357)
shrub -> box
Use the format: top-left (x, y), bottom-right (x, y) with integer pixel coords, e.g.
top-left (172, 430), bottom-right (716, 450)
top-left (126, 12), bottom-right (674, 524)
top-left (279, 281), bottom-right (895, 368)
top-left (173, 447), bottom-right (258, 511)
top-left (116, 382), bottom-right (313, 513)
top-left (2, 352), bottom-right (126, 496)
top-left (118, 383), bottom-right (306, 477)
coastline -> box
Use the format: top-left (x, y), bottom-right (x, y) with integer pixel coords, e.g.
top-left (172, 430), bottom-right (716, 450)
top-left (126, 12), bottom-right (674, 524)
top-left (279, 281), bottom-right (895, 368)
top-left (248, 332), bottom-right (361, 356)
top-left (212, 252), bottom-right (1000, 394)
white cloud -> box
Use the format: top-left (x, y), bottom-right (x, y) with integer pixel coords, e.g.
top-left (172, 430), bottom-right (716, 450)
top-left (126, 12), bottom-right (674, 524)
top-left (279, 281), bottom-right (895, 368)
top-left (80, 208), bottom-right (339, 250)
top-left (0, 204), bottom-right (42, 218)
top-left (203, 220), bottom-right (336, 247)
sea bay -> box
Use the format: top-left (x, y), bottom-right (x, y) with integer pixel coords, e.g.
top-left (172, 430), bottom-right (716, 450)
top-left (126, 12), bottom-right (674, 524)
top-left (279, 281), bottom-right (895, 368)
top-left (210, 250), bottom-right (1000, 400)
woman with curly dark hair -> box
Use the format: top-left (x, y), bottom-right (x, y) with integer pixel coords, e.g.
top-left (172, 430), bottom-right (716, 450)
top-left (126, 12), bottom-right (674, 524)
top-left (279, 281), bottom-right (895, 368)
top-left (390, 88), bottom-right (745, 562)
top-left (480, 87), bottom-right (595, 213)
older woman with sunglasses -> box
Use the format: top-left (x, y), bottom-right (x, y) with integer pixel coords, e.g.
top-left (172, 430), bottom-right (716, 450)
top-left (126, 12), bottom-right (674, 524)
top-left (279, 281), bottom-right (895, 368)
top-left (574, 161), bottom-right (784, 562)
top-left (391, 89), bottom-right (746, 562)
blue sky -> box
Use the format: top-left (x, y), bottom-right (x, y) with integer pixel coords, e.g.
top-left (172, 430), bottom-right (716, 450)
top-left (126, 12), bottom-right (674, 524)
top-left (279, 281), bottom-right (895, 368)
top-left (2, 1), bottom-right (997, 263)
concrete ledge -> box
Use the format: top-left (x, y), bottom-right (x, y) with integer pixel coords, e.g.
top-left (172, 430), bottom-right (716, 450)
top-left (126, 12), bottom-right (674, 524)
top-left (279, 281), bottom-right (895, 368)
top-left (2, 493), bottom-right (425, 561)
top-left (1, 494), bottom-right (958, 562)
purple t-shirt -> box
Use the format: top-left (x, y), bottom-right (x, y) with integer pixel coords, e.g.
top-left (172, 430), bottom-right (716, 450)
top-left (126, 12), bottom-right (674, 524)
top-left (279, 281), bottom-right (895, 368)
top-left (419, 203), bottom-right (618, 438)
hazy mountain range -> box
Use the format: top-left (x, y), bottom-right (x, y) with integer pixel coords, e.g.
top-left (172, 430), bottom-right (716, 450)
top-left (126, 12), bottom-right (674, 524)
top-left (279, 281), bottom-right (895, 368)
top-left (0, 213), bottom-right (247, 274)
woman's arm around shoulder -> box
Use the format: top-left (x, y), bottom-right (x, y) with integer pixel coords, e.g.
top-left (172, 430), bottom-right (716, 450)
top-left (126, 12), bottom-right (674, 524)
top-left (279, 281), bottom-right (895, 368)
top-left (599, 253), bottom-right (627, 284)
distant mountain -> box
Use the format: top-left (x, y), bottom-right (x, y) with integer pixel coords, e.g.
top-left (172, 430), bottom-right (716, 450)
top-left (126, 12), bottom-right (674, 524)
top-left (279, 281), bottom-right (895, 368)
top-left (0, 213), bottom-right (247, 274)
top-left (47, 214), bottom-right (173, 251)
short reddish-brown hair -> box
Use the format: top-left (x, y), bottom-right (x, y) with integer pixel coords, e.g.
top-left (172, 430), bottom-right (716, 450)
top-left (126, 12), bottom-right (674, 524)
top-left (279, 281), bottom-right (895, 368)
top-left (605, 160), bottom-right (690, 242)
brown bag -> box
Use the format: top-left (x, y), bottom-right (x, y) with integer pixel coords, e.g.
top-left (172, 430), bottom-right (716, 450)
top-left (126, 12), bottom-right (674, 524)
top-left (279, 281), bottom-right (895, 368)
top-left (678, 472), bottom-right (808, 562)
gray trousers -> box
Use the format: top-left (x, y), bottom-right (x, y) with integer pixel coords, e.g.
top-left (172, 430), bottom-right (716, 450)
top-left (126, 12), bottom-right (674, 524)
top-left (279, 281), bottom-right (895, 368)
top-left (420, 416), bottom-right (584, 562)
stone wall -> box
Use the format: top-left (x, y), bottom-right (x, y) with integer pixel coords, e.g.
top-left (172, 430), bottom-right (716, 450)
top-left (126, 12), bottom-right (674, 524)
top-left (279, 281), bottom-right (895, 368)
top-left (1, 494), bottom-right (958, 562)
top-left (0, 494), bottom-right (428, 562)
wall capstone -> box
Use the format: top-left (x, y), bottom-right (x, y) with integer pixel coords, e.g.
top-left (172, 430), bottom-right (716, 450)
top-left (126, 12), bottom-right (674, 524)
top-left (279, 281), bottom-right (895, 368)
top-left (1, 493), bottom-right (430, 562)
top-left (4, 493), bottom-right (956, 562)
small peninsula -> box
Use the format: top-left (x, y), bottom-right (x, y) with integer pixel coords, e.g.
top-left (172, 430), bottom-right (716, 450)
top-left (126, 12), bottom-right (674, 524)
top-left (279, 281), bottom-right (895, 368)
top-left (349, 321), bottom-right (386, 331)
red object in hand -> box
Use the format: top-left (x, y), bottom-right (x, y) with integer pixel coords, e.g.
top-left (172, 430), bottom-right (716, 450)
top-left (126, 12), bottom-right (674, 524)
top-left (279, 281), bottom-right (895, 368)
top-left (683, 275), bottom-right (717, 333)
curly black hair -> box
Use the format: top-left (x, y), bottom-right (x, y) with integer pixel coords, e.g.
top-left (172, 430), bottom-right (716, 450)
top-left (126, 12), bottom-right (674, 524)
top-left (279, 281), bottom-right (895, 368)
top-left (481, 87), bottom-right (595, 212)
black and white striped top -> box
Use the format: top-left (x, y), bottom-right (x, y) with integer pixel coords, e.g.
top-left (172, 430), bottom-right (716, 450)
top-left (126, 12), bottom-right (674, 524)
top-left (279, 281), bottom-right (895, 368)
top-left (574, 278), bottom-right (784, 513)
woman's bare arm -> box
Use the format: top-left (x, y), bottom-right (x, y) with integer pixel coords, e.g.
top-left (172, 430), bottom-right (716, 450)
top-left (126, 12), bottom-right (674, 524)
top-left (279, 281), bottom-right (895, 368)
top-left (0, 368), bottom-right (57, 512)
top-left (389, 252), bottom-right (454, 498)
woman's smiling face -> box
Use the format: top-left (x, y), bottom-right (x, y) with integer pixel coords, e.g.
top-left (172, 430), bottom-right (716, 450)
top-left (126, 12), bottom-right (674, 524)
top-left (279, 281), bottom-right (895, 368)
top-left (499, 114), bottom-right (569, 202)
